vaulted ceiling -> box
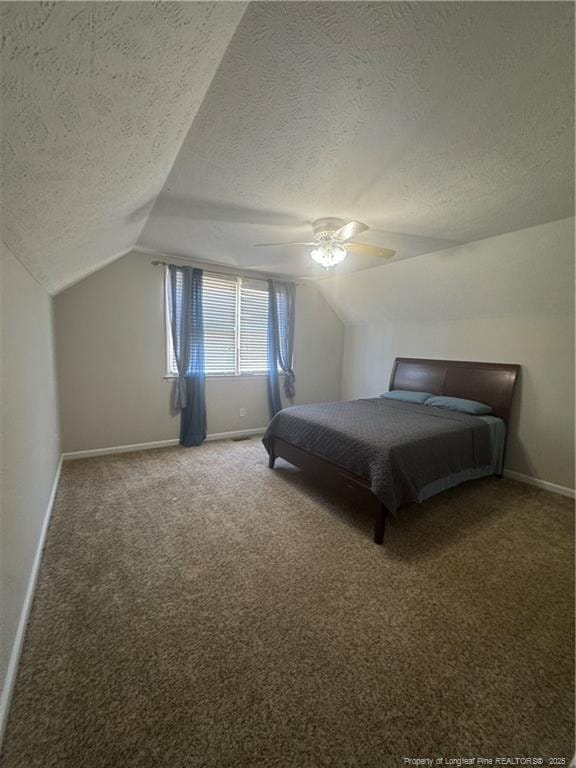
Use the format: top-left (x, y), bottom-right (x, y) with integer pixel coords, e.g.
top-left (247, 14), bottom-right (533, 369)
top-left (0, 2), bottom-right (246, 292)
top-left (1, 2), bottom-right (573, 293)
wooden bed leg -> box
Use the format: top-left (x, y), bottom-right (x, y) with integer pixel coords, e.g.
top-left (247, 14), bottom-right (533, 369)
top-left (374, 504), bottom-right (387, 545)
top-left (268, 449), bottom-right (275, 469)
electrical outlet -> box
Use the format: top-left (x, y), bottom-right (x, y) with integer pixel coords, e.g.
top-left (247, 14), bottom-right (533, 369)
top-left (239, 408), bottom-right (246, 418)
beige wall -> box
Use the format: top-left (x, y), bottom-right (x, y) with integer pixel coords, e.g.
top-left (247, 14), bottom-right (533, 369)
top-left (0, 242), bottom-right (60, 700)
top-left (319, 217), bottom-right (575, 489)
top-left (55, 251), bottom-right (344, 452)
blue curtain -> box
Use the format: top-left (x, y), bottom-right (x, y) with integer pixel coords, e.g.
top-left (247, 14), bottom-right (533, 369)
top-left (168, 266), bottom-right (207, 446)
top-left (267, 279), bottom-right (296, 418)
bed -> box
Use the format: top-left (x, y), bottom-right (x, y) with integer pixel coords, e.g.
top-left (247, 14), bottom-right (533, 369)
top-left (263, 358), bottom-right (519, 544)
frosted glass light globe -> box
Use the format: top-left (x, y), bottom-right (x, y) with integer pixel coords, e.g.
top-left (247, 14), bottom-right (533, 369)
top-left (310, 243), bottom-right (347, 268)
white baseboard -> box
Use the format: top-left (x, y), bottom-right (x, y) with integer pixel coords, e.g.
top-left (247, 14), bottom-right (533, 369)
top-left (206, 428), bottom-right (265, 443)
top-left (62, 438), bottom-right (179, 460)
top-left (503, 469), bottom-right (575, 499)
top-left (62, 428), bottom-right (265, 461)
top-left (0, 455), bottom-right (63, 748)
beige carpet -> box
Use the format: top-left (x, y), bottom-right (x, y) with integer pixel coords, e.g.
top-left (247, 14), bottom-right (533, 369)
top-left (1, 438), bottom-right (574, 767)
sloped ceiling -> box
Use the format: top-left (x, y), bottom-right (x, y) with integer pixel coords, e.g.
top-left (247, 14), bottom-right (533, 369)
top-left (0, 2), bottom-right (246, 293)
top-left (1, 2), bottom-right (573, 293)
top-left (317, 217), bottom-right (575, 326)
top-left (139, 1), bottom-right (574, 278)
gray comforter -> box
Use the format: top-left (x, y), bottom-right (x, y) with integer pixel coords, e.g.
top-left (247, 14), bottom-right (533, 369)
top-left (262, 398), bottom-right (492, 513)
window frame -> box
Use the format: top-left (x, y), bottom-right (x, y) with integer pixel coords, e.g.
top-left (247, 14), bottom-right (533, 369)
top-left (164, 271), bottom-right (271, 379)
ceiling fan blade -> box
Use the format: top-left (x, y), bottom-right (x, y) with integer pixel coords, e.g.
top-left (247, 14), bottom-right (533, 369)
top-left (254, 241), bottom-right (317, 247)
top-left (334, 220), bottom-right (369, 241)
top-left (347, 242), bottom-right (395, 259)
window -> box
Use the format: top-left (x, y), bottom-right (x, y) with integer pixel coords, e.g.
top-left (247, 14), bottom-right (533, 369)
top-left (166, 272), bottom-right (269, 376)
top-left (203, 273), bottom-right (238, 375)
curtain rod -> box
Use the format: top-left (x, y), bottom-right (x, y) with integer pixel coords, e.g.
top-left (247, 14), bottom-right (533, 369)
top-left (151, 259), bottom-right (299, 285)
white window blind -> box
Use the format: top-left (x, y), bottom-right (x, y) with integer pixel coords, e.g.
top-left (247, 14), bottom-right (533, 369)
top-left (166, 268), bottom-right (181, 376)
top-left (203, 273), bottom-right (237, 375)
top-left (166, 272), bottom-right (270, 377)
top-left (239, 279), bottom-right (268, 374)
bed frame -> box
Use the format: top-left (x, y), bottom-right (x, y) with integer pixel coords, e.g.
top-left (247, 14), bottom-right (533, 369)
top-left (267, 357), bottom-right (520, 544)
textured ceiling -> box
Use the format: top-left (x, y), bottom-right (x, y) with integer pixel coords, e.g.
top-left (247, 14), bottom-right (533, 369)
top-left (0, 1), bottom-right (246, 293)
top-left (139, 1), bottom-right (574, 279)
top-left (1, 2), bottom-right (573, 292)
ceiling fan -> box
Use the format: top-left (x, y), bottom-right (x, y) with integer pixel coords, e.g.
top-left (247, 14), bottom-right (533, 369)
top-left (254, 218), bottom-right (395, 269)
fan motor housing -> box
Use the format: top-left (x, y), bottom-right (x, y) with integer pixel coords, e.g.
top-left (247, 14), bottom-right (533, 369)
top-left (312, 217), bottom-right (346, 240)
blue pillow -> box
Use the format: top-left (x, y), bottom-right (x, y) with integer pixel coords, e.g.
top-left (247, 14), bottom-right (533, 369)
top-left (380, 390), bottom-right (434, 404)
top-left (425, 395), bottom-right (492, 415)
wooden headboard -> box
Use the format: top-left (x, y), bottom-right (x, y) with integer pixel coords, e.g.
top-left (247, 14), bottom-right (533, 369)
top-left (389, 358), bottom-right (520, 424)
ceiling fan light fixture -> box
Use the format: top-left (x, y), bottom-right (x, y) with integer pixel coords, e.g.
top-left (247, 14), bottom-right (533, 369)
top-left (254, 217), bottom-right (396, 266)
top-left (310, 242), bottom-right (347, 269)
